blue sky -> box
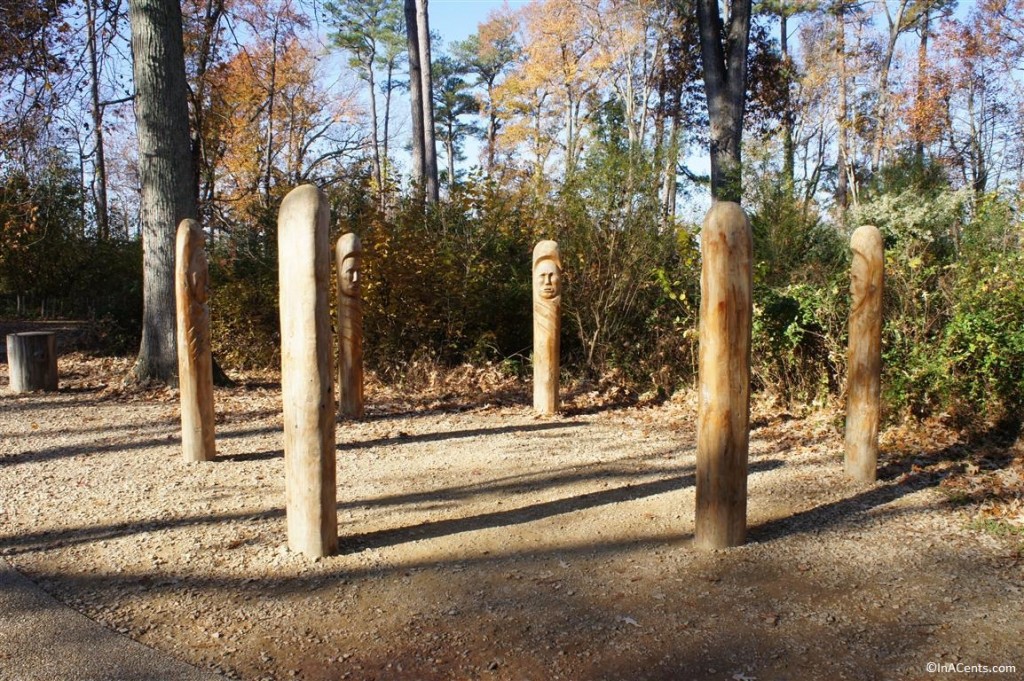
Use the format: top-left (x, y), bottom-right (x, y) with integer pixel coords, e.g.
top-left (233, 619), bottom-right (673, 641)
top-left (429, 0), bottom-right (525, 44)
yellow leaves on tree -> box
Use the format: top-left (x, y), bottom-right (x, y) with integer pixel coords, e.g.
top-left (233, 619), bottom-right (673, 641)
top-left (204, 37), bottom-right (360, 228)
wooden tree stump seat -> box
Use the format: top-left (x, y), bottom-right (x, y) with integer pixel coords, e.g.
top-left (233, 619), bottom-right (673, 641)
top-left (6, 332), bottom-right (59, 393)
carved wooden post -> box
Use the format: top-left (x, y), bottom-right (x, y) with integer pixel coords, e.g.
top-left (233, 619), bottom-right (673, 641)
top-left (278, 185), bottom-right (337, 558)
top-left (532, 240), bottom-right (562, 415)
top-left (845, 225), bottom-right (884, 483)
top-left (6, 333), bottom-right (58, 392)
top-left (175, 219), bottom-right (216, 463)
top-left (695, 202), bottom-right (752, 550)
top-left (336, 233), bottom-right (364, 419)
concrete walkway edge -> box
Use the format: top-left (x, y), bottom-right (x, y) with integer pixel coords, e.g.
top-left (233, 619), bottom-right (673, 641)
top-left (0, 557), bottom-right (225, 681)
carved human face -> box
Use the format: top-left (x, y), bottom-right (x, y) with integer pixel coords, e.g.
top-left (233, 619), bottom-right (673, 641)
top-left (535, 258), bottom-right (561, 300)
top-left (850, 249), bottom-right (870, 311)
top-left (340, 255), bottom-right (360, 297)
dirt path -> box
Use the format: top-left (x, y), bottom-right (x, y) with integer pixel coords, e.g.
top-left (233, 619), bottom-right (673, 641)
top-left (1, 356), bottom-right (1021, 681)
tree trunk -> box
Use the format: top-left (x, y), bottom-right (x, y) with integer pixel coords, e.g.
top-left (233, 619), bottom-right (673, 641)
top-left (445, 131), bottom-right (455, 189)
top-left (382, 60), bottom-right (395, 210)
top-left (695, 0), bottom-right (752, 203)
top-left (914, 9), bottom-right (930, 163)
top-left (416, 0), bottom-right (439, 204)
top-left (368, 61), bottom-right (383, 201)
top-left (565, 88), bottom-right (576, 180)
top-left (86, 0), bottom-right (109, 240)
top-left (780, 13), bottom-right (795, 188)
top-left (188, 0), bottom-right (224, 226)
top-left (870, 0), bottom-right (910, 172)
top-left (129, 0), bottom-right (198, 385)
top-left (263, 18), bottom-right (280, 205)
top-left (404, 0), bottom-right (425, 196)
top-left (486, 81), bottom-right (497, 174)
top-left (661, 110), bottom-right (680, 225)
top-left (835, 4), bottom-right (849, 214)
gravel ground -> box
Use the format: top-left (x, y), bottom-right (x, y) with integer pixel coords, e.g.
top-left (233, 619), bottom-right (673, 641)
top-left (1, 354), bottom-right (1022, 681)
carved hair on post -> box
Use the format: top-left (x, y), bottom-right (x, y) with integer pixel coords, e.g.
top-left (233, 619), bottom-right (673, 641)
top-left (175, 218), bottom-right (216, 463)
top-left (532, 240), bottom-right (562, 301)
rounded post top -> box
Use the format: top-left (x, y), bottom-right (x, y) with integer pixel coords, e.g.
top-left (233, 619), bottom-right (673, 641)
top-left (851, 224), bottom-right (883, 250)
top-left (176, 218), bottom-right (204, 249)
top-left (337, 232), bottom-right (362, 258)
top-left (280, 184), bottom-right (326, 213)
top-left (702, 201), bottom-right (749, 232)
top-left (533, 240), bottom-right (561, 269)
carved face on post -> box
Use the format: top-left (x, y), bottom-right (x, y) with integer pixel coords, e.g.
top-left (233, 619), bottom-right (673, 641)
top-left (340, 255), bottom-right (360, 297)
top-left (532, 241), bottom-right (562, 304)
top-left (337, 233), bottom-right (362, 299)
top-left (850, 226), bottom-right (881, 314)
top-left (532, 239), bottom-right (562, 415)
top-left (535, 258), bottom-right (561, 300)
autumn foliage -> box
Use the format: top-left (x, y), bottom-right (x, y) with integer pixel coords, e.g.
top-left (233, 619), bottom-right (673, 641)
top-left (1, 0), bottom-right (1024, 422)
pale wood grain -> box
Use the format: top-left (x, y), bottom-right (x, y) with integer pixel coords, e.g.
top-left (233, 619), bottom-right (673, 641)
top-left (175, 219), bottom-right (216, 463)
top-left (696, 202), bottom-right (752, 549)
top-left (278, 185), bottom-right (337, 558)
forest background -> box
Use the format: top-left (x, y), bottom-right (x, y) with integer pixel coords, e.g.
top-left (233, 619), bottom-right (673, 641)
top-left (2, 0), bottom-right (1024, 425)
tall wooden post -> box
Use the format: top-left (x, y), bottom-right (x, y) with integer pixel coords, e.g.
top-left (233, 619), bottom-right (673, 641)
top-left (336, 233), bottom-right (364, 419)
top-left (695, 202), bottom-right (752, 550)
top-left (532, 240), bottom-right (562, 415)
top-left (845, 225), bottom-right (884, 483)
top-left (175, 219), bottom-right (216, 463)
top-left (278, 185), bottom-right (337, 558)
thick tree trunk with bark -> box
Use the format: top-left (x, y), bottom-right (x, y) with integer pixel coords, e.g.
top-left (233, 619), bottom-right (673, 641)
top-left (129, 0), bottom-right (198, 384)
top-left (416, 0), bottom-right (439, 204)
top-left (695, 0), bottom-right (752, 203)
top-left (404, 0), bottom-right (425, 195)
top-left (404, 0), bottom-right (438, 204)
